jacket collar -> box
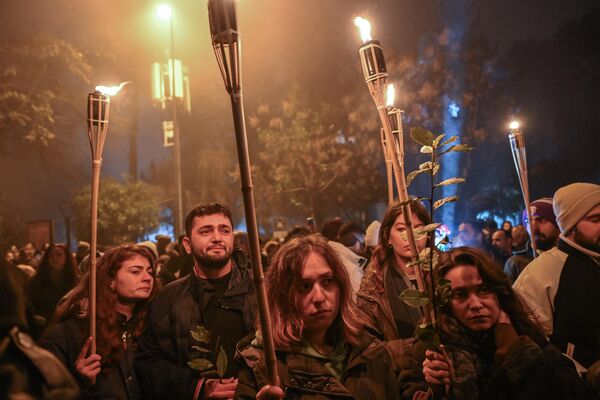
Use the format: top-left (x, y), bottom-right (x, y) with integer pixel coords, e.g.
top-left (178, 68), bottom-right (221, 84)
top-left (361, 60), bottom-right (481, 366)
top-left (558, 235), bottom-right (600, 265)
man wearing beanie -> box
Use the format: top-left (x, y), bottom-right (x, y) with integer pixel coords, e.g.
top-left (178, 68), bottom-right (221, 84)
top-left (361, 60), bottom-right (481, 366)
top-left (504, 197), bottom-right (561, 283)
top-left (514, 182), bottom-right (600, 371)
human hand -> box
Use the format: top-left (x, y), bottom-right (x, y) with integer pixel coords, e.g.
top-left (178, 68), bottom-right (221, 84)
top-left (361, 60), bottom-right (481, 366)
top-left (422, 345), bottom-right (453, 389)
top-left (203, 377), bottom-right (238, 399)
top-left (256, 384), bottom-right (285, 400)
top-left (75, 337), bottom-right (101, 386)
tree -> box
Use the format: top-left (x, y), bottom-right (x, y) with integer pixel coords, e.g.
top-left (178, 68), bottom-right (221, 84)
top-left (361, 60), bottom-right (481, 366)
top-left (72, 177), bottom-right (162, 245)
top-left (247, 85), bottom-right (385, 226)
top-left (0, 35), bottom-right (92, 150)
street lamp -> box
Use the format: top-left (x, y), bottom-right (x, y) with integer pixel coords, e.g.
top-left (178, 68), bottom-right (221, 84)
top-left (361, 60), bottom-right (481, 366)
top-left (156, 3), bottom-right (183, 237)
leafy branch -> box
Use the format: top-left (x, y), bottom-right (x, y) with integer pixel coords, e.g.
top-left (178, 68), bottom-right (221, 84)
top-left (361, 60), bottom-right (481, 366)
top-left (187, 325), bottom-right (228, 380)
top-left (398, 127), bottom-right (473, 351)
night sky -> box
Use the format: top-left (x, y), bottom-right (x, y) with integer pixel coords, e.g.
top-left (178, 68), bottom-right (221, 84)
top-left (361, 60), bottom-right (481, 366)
top-left (0, 0), bottom-right (597, 241)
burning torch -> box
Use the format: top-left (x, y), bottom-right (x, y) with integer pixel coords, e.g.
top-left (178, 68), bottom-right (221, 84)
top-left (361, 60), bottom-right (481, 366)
top-left (207, 0), bottom-right (279, 387)
top-left (354, 17), bottom-right (427, 296)
top-left (508, 121), bottom-right (537, 258)
top-left (86, 81), bottom-right (127, 352)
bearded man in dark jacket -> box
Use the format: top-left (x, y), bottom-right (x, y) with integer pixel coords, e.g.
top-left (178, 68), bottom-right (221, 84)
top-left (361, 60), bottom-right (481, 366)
top-left (135, 202), bottom-right (257, 399)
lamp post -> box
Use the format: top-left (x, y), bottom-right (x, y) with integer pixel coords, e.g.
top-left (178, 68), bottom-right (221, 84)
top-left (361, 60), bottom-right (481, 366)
top-left (508, 121), bottom-right (537, 258)
top-left (207, 0), bottom-right (280, 388)
top-left (86, 82), bottom-right (126, 353)
top-left (157, 4), bottom-right (183, 237)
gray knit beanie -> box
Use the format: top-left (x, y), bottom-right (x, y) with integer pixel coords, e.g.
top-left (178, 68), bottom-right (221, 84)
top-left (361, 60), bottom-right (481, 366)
top-left (553, 182), bottom-right (600, 233)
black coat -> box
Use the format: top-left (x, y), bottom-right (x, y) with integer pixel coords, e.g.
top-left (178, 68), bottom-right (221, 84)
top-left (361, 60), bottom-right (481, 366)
top-left (43, 317), bottom-right (140, 400)
top-left (135, 255), bottom-right (257, 399)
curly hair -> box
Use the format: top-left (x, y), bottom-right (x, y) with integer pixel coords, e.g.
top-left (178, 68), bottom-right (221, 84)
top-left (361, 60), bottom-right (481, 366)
top-left (53, 244), bottom-right (158, 364)
top-left (436, 247), bottom-right (546, 346)
top-left (266, 234), bottom-right (363, 350)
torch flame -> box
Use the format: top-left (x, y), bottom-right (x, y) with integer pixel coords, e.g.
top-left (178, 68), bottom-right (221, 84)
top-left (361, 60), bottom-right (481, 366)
top-left (509, 121), bottom-right (520, 130)
top-left (386, 84), bottom-right (395, 107)
top-left (95, 81), bottom-right (131, 96)
top-left (354, 17), bottom-right (372, 42)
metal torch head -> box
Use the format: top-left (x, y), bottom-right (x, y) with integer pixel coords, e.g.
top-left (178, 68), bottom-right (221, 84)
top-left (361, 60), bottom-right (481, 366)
top-left (388, 108), bottom-right (401, 135)
top-left (208, 0), bottom-right (239, 45)
top-left (358, 40), bottom-right (387, 84)
top-left (87, 91), bottom-right (110, 128)
top-left (508, 129), bottom-right (525, 151)
top-left (208, 0), bottom-right (241, 94)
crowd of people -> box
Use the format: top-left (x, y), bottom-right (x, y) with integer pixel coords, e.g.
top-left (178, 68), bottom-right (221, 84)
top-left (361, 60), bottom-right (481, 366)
top-left (1, 182), bottom-right (599, 399)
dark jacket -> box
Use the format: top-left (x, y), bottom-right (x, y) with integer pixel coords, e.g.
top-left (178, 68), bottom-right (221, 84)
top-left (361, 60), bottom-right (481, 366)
top-left (42, 316), bottom-right (140, 400)
top-left (235, 332), bottom-right (404, 400)
top-left (29, 274), bottom-right (73, 323)
top-left (135, 254), bottom-right (257, 399)
top-left (397, 324), bottom-right (594, 400)
top-left (356, 259), bottom-right (421, 340)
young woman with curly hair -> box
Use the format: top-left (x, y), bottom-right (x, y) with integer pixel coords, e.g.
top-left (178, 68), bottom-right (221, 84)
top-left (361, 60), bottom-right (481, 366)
top-left (28, 242), bottom-right (79, 322)
top-left (235, 234), bottom-right (404, 400)
top-left (398, 247), bottom-right (593, 399)
top-left (43, 244), bottom-right (157, 399)
top-left (356, 200), bottom-right (432, 340)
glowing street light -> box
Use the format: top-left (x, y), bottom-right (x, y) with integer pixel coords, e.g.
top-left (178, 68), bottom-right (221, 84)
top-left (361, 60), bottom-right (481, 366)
top-left (155, 3), bottom-right (183, 237)
top-left (156, 4), bottom-right (172, 20)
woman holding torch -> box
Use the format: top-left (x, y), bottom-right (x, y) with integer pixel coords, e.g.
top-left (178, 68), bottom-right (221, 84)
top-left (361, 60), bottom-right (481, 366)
top-left (43, 244), bottom-right (158, 399)
top-left (397, 247), bottom-right (592, 399)
top-left (235, 234), bottom-right (405, 399)
top-left (356, 200), bottom-right (431, 341)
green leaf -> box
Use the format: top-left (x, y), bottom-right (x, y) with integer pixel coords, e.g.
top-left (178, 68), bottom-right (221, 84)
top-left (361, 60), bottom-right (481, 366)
top-left (432, 134), bottom-right (446, 148)
top-left (399, 289), bottom-right (431, 308)
top-left (188, 358), bottom-right (214, 371)
top-left (434, 195), bottom-right (459, 210)
top-left (420, 145), bottom-right (433, 154)
top-left (406, 169), bottom-right (429, 186)
top-left (415, 323), bottom-right (440, 351)
top-left (419, 161), bottom-right (432, 170)
top-left (439, 143), bottom-right (473, 156)
top-left (407, 259), bottom-right (429, 269)
top-left (434, 177), bottom-right (465, 188)
top-left (435, 279), bottom-right (453, 307)
top-left (216, 346), bottom-right (228, 378)
top-left (190, 326), bottom-right (211, 344)
top-left (437, 235), bottom-right (450, 246)
top-left (191, 345), bottom-right (213, 354)
top-left (410, 127), bottom-right (435, 147)
top-left (414, 223), bottom-right (441, 235)
top-left (439, 135), bottom-right (459, 147)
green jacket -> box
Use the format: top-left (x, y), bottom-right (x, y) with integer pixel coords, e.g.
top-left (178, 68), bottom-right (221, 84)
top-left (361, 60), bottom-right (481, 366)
top-left (235, 332), bottom-right (403, 399)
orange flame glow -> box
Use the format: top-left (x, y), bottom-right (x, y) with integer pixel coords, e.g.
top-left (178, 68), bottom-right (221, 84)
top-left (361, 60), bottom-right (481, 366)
top-left (509, 121), bottom-right (520, 130)
top-left (386, 84), bottom-right (395, 107)
top-left (354, 17), bottom-right (372, 42)
top-left (95, 81), bottom-right (130, 96)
